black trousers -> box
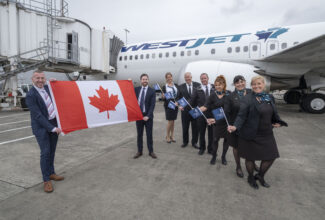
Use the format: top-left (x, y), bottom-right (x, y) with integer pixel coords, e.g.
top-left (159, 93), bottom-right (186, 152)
top-left (136, 117), bottom-right (153, 153)
top-left (181, 110), bottom-right (198, 145)
top-left (198, 117), bottom-right (213, 152)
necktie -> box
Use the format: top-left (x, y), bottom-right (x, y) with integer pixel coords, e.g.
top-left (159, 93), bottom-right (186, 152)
top-left (205, 85), bottom-right (209, 97)
top-left (188, 84), bottom-right (192, 96)
top-left (42, 90), bottom-right (55, 119)
top-left (140, 87), bottom-right (146, 112)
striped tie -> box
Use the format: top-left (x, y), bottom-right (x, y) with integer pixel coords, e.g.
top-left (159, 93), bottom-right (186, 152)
top-left (42, 90), bottom-right (55, 119)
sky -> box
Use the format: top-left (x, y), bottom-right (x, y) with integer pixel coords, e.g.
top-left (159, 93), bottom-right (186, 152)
top-left (67, 0), bottom-right (325, 44)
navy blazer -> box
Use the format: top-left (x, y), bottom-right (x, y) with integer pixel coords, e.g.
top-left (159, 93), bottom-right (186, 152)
top-left (234, 93), bottom-right (288, 140)
top-left (26, 85), bottom-right (56, 136)
top-left (135, 86), bottom-right (156, 119)
top-left (177, 81), bottom-right (200, 111)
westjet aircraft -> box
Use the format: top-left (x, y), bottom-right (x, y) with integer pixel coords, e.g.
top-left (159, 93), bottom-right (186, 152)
top-left (108, 22), bottom-right (325, 114)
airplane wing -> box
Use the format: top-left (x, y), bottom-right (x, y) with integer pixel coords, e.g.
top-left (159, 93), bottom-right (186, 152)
top-left (261, 35), bottom-right (325, 63)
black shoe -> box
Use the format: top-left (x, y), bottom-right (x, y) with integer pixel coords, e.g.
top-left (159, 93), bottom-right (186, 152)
top-left (181, 143), bottom-right (188, 148)
top-left (236, 168), bottom-right (244, 178)
top-left (198, 149), bottom-right (205, 155)
top-left (192, 144), bottom-right (199, 149)
top-left (221, 157), bottom-right (227, 165)
top-left (255, 174), bottom-right (270, 188)
top-left (247, 176), bottom-right (259, 189)
top-left (133, 152), bottom-right (143, 159)
top-left (210, 156), bottom-right (216, 165)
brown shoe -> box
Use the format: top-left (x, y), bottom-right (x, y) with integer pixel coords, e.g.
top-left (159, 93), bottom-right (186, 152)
top-left (49, 174), bottom-right (64, 181)
top-left (133, 152), bottom-right (143, 159)
top-left (149, 152), bottom-right (157, 159)
top-left (44, 181), bottom-right (53, 193)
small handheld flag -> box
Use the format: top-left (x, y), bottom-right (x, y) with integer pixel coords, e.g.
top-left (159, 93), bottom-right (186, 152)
top-left (164, 92), bottom-right (174, 100)
top-left (189, 107), bottom-right (203, 119)
top-left (154, 83), bottom-right (161, 91)
top-left (168, 101), bottom-right (176, 110)
top-left (177, 97), bottom-right (188, 108)
top-left (212, 107), bottom-right (229, 126)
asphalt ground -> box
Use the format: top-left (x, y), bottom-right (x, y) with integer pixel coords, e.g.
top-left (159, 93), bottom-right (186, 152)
top-left (0, 101), bottom-right (324, 220)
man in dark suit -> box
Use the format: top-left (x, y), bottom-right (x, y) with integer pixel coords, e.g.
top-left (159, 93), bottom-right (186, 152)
top-left (134, 73), bottom-right (157, 159)
top-left (26, 70), bottom-right (64, 193)
top-left (178, 72), bottom-right (200, 149)
top-left (190, 73), bottom-right (214, 155)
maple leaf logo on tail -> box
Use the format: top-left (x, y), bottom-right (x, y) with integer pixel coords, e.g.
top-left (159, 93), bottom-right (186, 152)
top-left (88, 86), bottom-right (120, 119)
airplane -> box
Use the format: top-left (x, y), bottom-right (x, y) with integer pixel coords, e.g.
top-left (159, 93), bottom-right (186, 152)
top-left (106, 21), bottom-right (325, 114)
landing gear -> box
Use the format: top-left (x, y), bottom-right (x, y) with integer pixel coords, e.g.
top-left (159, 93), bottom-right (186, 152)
top-left (65, 72), bottom-right (81, 81)
top-left (284, 90), bottom-right (301, 104)
top-left (300, 93), bottom-right (325, 114)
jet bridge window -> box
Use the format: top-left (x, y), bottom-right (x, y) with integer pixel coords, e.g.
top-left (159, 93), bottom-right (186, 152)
top-left (281, 43), bottom-right (287, 49)
top-left (270, 44), bottom-right (275, 50)
top-left (159, 53), bottom-right (163, 58)
top-left (152, 53), bottom-right (156, 59)
top-left (235, 47), bottom-right (240, 53)
top-left (173, 52), bottom-right (177, 57)
top-left (119, 56), bottom-right (122, 61)
top-left (135, 55), bottom-right (138, 60)
top-left (195, 50), bottom-right (199, 55)
top-left (227, 47), bottom-right (232, 53)
top-left (187, 50), bottom-right (191, 56)
top-left (140, 54), bottom-right (144, 59)
top-left (165, 52), bottom-right (169, 57)
top-left (124, 56), bottom-right (127, 60)
top-left (211, 49), bottom-right (215, 54)
top-left (146, 54), bottom-right (150, 59)
top-left (181, 51), bottom-right (185, 56)
top-left (243, 46), bottom-right (248, 52)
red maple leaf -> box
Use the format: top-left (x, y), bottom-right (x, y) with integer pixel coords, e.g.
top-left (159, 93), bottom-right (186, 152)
top-left (88, 86), bottom-right (120, 119)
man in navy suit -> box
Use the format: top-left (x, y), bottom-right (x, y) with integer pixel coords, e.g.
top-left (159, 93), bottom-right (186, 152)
top-left (134, 73), bottom-right (157, 159)
top-left (26, 70), bottom-right (64, 193)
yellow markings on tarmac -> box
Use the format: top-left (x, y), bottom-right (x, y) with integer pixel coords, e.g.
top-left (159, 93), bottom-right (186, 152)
top-left (0, 120), bottom-right (30, 126)
top-left (0, 126), bottom-right (31, 134)
top-left (0, 135), bottom-right (35, 145)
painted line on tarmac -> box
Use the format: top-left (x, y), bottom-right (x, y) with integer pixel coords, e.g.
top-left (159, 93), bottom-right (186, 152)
top-left (0, 113), bottom-right (29, 119)
top-left (0, 126), bottom-right (31, 134)
top-left (0, 120), bottom-right (30, 126)
top-left (0, 135), bottom-right (34, 145)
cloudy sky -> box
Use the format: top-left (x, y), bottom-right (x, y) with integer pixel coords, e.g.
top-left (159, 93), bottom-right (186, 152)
top-left (67, 0), bottom-right (325, 44)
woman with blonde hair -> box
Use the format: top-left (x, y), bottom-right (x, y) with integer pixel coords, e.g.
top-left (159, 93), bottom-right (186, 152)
top-left (201, 75), bottom-right (230, 165)
top-left (228, 76), bottom-right (288, 189)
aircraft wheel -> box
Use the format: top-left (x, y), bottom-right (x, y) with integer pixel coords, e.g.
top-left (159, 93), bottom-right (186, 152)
top-left (302, 93), bottom-right (325, 114)
top-left (284, 90), bottom-right (301, 104)
top-left (65, 72), bottom-right (81, 81)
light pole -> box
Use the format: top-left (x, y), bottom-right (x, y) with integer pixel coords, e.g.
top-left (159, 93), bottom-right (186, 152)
top-left (124, 28), bottom-right (130, 45)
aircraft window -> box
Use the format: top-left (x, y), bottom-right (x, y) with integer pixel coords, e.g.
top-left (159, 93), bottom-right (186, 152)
top-left (281, 43), bottom-right (287, 49)
top-left (130, 55), bottom-right (133, 60)
top-left (140, 54), bottom-right (144, 59)
top-left (135, 55), bottom-right (138, 60)
top-left (146, 54), bottom-right (150, 59)
top-left (152, 53), bottom-right (155, 59)
top-left (227, 47), bottom-right (232, 53)
top-left (173, 51), bottom-right (177, 57)
top-left (270, 44), bottom-right (275, 50)
top-left (159, 53), bottom-right (163, 58)
top-left (119, 56), bottom-right (122, 61)
top-left (181, 51), bottom-right (185, 56)
top-left (294, 41), bottom-right (299, 45)
top-left (124, 56), bottom-right (127, 60)
top-left (187, 50), bottom-right (191, 56)
top-left (243, 46), bottom-right (248, 52)
top-left (235, 47), bottom-right (240, 53)
top-left (211, 49), bottom-right (215, 54)
top-left (195, 50), bottom-right (199, 55)
top-left (166, 52), bottom-right (169, 57)
top-left (252, 45), bottom-right (258, 51)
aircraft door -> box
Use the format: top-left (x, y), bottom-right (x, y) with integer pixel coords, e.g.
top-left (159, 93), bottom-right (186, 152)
top-left (266, 40), bottom-right (279, 56)
top-left (249, 42), bottom-right (261, 59)
top-left (71, 31), bottom-right (79, 63)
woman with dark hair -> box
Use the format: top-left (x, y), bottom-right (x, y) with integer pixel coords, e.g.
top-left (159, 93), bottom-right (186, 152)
top-left (201, 75), bottom-right (230, 165)
top-left (228, 76), bottom-right (288, 189)
top-left (162, 72), bottom-right (179, 143)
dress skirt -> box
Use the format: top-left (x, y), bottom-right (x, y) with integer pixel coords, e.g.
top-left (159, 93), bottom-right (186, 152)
top-left (227, 132), bottom-right (239, 148)
top-left (165, 107), bottom-right (178, 120)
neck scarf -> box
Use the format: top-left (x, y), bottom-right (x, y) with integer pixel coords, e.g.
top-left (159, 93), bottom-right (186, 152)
top-left (255, 92), bottom-right (271, 102)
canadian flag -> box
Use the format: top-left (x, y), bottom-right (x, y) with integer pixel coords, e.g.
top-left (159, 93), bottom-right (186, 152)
top-left (48, 80), bottom-right (143, 134)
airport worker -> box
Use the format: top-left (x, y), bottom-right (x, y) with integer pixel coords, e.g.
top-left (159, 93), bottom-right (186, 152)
top-left (201, 75), bottom-right (230, 165)
top-left (177, 72), bottom-right (200, 149)
top-left (190, 73), bottom-right (214, 155)
top-left (228, 76), bottom-right (288, 189)
top-left (134, 73), bottom-right (157, 159)
top-left (26, 70), bottom-right (64, 193)
top-left (161, 72), bottom-right (179, 143)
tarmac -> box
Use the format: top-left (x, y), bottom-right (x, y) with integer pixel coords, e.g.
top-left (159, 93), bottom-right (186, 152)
top-left (0, 101), bottom-right (324, 220)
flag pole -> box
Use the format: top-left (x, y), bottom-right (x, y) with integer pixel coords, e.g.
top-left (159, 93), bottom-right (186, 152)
top-left (221, 107), bottom-right (229, 127)
top-left (197, 106), bottom-right (208, 121)
top-left (183, 98), bottom-right (193, 109)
